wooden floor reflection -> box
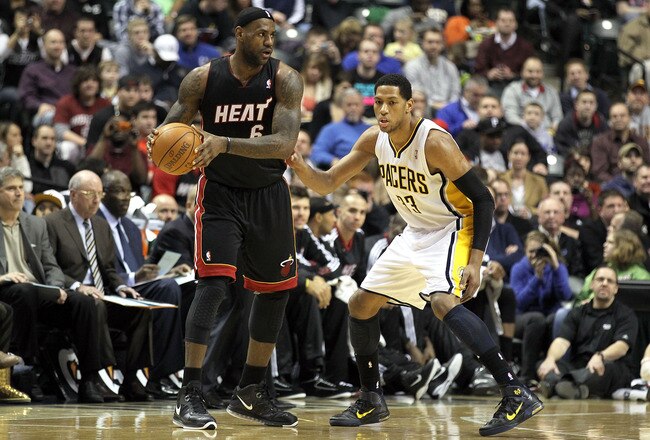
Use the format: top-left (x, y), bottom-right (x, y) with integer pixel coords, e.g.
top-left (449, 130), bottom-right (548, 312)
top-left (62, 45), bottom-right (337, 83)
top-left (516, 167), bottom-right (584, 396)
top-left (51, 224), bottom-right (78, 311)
top-left (2, 395), bottom-right (649, 439)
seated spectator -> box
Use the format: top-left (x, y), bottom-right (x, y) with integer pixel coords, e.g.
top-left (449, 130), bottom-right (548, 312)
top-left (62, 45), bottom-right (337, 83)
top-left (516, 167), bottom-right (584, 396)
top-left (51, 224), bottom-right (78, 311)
top-left (403, 29), bottom-right (461, 114)
top-left (436, 75), bottom-right (488, 136)
top-left (490, 178), bottom-right (534, 241)
top-left (174, 14), bottom-right (221, 71)
top-left (112, 18), bottom-right (155, 77)
top-left (456, 95), bottom-right (549, 174)
top-left (28, 124), bottom-right (75, 194)
top-left (331, 16), bottom-right (363, 60)
top-left (536, 197), bottom-right (585, 278)
top-left (152, 193), bottom-right (179, 224)
top-left (53, 65), bottom-right (111, 164)
top-left (308, 80), bottom-right (351, 142)
top-left (113, 0), bottom-right (164, 43)
top-left (38, 0), bottom-right (79, 42)
top-left (343, 39), bottom-right (385, 119)
top-left (342, 23), bottom-right (401, 75)
top-left (284, 130), bottom-right (313, 187)
top-left (590, 102), bottom-right (650, 183)
top-left (511, 231), bottom-right (574, 382)
top-left (538, 266), bottom-right (638, 400)
top-left (286, 25), bottom-right (341, 73)
top-left (548, 180), bottom-right (582, 238)
top-left (602, 142), bottom-right (645, 198)
top-left (0, 7), bottom-right (41, 123)
top-left (177, 0), bottom-right (234, 50)
top-left (474, 8), bottom-right (534, 95)
top-left (67, 16), bottom-right (112, 67)
top-left (555, 90), bottom-right (608, 157)
top-left (381, 0), bottom-right (450, 39)
top-left (579, 230), bottom-right (650, 305)
top-left (617, 0), bottom-right (649, 23)
top-left (74, 0), bottom-right (112, 41)
top-left (32, 189), bottom-right (65, 217)
top-left (310, 88), bottom-right (370, 169)
top-left (300, 52), bottom-right (333, 123)
top-left (627, 164), bottom-right (650, 232)
top-left (522, 102), bottom-right (555, 156)
top-left (500, 140), bottom-right (548, 219)
top-left (579, 189), bottom-right (629, 273)
top-left (501, 57), bottom-right (563, 131)
top-left (383, 17), bottom-right (423, 65)
top-left (626, 79), bottom-right (650, 141)
top-left (98, 60), bottom-right (120, 101)
top-left (443, 0), bottom-right (494, 49)
top-left (255, 0), bottom-right (305, 30)
top-left (559, 59), bottom-right (611, 117)
top-left (0, 122), bottom-right (31, 193)
top-left (469, 117), bottom-right (509, 179)
top-left (136, 76), bottom-right (168, 123)
top-left (18, 28), bottom-right (76, 127)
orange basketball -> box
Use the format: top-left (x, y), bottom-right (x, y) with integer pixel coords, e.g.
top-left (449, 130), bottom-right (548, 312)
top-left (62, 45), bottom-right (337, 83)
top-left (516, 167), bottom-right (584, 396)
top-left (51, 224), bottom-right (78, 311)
top-left (150, 123), bottom-right (202, 175)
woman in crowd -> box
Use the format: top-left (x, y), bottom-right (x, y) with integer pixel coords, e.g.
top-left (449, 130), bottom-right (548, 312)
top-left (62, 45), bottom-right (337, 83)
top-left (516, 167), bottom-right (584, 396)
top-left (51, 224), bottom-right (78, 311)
top-left (499, 140), bottom-right (548, 219)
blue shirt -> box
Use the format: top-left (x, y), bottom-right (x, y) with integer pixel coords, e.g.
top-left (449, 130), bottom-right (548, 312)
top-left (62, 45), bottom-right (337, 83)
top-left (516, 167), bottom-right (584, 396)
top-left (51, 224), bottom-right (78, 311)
top-left (311, 119), bottom-right (370, 168)
top-left (510, 257), bottom-right (574, 315)
top-left (178, 43), bottom-right (221, 70)
top-left (341, 52), bottom-right (402, 75)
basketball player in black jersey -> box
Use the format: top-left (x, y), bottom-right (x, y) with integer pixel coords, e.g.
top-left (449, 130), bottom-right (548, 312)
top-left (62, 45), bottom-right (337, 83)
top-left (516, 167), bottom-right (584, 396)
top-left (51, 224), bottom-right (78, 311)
top-left (147, 7), bottom-right (303, 430)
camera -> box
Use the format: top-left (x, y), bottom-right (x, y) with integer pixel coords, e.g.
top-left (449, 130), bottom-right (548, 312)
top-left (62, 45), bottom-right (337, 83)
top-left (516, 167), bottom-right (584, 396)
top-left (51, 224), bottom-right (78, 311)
top-left (27, 17), bottom-right (33, 26)
top-left (319, 43), bottom-right (329, 51)
top-left (534, 247), bottom-right (550, 259)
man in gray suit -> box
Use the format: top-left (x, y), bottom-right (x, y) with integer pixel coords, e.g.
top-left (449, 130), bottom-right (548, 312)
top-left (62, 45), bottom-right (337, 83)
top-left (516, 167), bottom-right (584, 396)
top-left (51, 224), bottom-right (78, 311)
top-left (0, 167), bottom-right (104, 403)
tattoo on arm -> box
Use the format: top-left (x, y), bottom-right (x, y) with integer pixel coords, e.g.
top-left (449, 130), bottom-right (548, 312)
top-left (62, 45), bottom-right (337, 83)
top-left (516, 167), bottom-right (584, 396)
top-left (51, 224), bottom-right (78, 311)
top-left (162, 66), bottom-right (207, 125)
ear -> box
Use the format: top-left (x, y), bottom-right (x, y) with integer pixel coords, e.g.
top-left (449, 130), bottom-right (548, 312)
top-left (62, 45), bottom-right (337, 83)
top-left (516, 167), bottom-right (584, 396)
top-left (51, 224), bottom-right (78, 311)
top-left (406, 98), bottom-right (414, 114)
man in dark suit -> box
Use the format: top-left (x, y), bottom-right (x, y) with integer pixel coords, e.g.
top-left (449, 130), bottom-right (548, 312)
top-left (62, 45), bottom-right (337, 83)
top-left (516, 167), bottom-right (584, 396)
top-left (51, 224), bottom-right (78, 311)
top-left (536, 198), bottom-right (584, 278)
top-left (45, 170), bottom-right (154, 402)
top-left (0, 167), bottom-right (104, 403)
top-left (98, 170), bottom-right (185, 399)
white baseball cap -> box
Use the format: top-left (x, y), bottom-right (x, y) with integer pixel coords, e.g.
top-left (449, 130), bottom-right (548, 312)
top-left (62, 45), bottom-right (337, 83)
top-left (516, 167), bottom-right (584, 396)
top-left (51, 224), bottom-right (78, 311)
top-left (153, 34), bottom-right (180, 62)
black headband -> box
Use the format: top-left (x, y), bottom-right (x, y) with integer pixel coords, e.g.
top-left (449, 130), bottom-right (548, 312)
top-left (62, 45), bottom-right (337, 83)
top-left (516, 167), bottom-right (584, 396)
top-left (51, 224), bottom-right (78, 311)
top-left (234, 7), bottom-right (274, 29)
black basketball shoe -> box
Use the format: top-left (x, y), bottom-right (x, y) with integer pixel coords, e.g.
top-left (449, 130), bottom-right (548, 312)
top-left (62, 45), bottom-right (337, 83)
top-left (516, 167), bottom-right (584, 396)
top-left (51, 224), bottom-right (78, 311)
top-left (479, 385), bottom-right (544, 437)
top-left (329, 390), bottom-right (390, 427)
top-left (226, 383), bottom-right (298, 427)
top-left (172, 384), bottom-right (217, 430)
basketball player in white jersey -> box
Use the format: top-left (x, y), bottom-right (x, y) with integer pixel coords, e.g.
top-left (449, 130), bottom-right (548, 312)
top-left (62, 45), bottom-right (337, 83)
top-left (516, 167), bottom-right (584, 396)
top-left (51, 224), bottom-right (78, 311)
top-left (287, 74), bottom-right (543, 436)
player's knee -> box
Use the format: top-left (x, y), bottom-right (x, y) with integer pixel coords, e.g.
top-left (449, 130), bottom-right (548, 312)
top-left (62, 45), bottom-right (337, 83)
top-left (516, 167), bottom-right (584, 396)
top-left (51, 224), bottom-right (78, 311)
top-left (430, 293), bottom-right (456, 319)
top-left (185, 276), bottom-right (228, 344)
top-left (249, 291), bottom-right (289, 343)
top-left (348, 289), bottom-right (381, 319)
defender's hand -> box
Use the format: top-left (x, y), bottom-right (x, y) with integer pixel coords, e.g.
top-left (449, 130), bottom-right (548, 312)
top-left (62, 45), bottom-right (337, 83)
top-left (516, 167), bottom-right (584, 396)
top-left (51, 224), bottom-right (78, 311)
top-left (286, 150), bottom-right (306, 170)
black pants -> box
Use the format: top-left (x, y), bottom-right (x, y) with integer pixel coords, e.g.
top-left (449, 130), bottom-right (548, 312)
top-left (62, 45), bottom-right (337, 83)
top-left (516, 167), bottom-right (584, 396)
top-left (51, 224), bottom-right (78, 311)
top-left (0, 301), bottom-right (13, 352)
top-left (542, 358), bottom-right (633, 398)
top-left (97, 300), bottom-right (152, 375)
top-left (1, 283), bottom-right (101, 374)
top-left (515, 312), bottom-right (555, 380)
top-left (321, 297), bottom-right (350, 383)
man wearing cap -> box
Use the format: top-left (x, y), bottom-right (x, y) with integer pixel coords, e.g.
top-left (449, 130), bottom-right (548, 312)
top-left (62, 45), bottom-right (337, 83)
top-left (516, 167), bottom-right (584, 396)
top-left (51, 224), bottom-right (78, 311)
top-left (555, 90), bottom-right (608, 156)
top-left (85, 74), bottom-right (142, 151)
top-left (470, 117), bottom-right (509, 179)
top-left (129, 34), bottom-right (186, 109)
top-left (591, 102), bottom-right (650, 183)
top-left (602, 143), bottom-right (646, 198)
top-left (32, 190), bottom-right (65, 218)
top-left (626, 80), bottom-right (650, 142)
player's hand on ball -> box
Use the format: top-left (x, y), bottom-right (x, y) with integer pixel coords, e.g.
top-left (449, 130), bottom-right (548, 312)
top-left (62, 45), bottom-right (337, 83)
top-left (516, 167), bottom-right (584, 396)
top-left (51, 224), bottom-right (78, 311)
top-left (191, 125), bottom-right (225, 169)
top-left (146, 128), bottom-right (159, 159)
top-left (459, 264), bottom-right (480, 303)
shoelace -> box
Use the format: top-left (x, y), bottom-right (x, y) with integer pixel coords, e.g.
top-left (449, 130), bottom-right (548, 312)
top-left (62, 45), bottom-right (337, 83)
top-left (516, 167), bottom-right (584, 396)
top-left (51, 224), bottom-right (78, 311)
top-left (491, 396), bottom-right (520, 417)
top-left (346, 397), bottom-right (373, 414)
top-left (185, 388), bottom-right (210, 414)
top-left (253, 385), bottom-right (281, 413)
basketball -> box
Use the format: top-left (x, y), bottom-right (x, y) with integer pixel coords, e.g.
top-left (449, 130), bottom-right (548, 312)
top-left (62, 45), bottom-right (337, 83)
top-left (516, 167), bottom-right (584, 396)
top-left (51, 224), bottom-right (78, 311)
top-left (150, 123), bottom-right (202, 175)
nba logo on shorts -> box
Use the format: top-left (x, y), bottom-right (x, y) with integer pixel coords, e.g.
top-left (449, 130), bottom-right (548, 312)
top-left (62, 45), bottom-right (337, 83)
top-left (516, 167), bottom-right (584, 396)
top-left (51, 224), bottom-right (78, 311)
top-left (280, 254), bottom-right (294, 277)
top-left (205, 251), bottom-right (211, 262)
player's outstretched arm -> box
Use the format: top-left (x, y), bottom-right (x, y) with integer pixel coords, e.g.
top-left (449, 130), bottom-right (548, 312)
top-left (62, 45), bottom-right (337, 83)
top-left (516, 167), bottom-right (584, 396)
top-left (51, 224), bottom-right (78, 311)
top-left (287, 126), bottom-right (378, 195)
top-left (425, 130), bottom-right (495, 300)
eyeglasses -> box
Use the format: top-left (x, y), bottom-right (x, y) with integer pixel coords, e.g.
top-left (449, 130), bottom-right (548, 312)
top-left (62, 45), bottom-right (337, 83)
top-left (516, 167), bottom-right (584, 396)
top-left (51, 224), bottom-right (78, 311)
top-left (77, 190), bottom-right (105, 200)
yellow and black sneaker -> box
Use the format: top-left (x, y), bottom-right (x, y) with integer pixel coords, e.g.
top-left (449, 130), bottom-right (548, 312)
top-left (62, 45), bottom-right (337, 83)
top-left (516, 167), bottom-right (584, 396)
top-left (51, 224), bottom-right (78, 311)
top-left (479, 385), bottom-right (544, 437)
top-left (329, 390), bottom-right (390, 427)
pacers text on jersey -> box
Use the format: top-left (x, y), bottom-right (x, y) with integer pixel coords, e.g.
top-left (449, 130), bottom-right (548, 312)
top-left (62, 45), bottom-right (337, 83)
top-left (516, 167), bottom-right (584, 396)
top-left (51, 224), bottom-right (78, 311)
top-left (378, 164), bottom-right (429, 194)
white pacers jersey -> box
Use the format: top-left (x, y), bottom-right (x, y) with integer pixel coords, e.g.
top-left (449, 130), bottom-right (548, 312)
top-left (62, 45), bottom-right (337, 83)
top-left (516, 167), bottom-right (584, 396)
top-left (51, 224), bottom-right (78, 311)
top-left (375, 118), bottom-right (473, 231)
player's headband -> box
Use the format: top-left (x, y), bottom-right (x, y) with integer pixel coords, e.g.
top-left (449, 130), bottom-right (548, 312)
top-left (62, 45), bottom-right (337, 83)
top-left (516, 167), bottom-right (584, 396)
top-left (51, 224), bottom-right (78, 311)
top-left (234, 7), bottom-right (274, 29)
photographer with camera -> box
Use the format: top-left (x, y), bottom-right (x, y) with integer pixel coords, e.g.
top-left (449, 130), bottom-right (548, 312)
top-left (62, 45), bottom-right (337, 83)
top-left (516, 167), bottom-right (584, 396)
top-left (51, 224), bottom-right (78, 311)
top-left (86, 113), bottom-right (147, 187)
top-left (510, 230), bottom-right (574, 384)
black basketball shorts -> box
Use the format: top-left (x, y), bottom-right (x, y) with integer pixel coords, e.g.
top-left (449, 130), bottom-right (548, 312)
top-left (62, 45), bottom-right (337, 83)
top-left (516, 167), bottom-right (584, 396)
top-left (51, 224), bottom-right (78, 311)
top-left (194, 175), bottom-right (297, 292)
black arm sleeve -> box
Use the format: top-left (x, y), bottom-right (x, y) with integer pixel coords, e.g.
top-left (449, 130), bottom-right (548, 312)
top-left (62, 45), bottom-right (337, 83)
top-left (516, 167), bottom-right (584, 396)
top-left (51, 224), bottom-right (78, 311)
top-left (452, 168), bottom-right (494, 252)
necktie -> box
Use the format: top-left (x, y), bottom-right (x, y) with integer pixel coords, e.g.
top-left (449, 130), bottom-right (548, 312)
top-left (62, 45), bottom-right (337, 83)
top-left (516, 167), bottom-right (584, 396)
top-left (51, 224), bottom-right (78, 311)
top-left (117, 220), bottom-right (140, 272)
top-left (83, 220), bottom-right (104, 293)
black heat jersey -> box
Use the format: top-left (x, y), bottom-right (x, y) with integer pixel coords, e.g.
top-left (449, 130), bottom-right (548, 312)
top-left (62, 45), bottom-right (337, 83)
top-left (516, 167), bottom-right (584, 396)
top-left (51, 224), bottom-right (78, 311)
top-left (199, 56), bottom-right (284, 189)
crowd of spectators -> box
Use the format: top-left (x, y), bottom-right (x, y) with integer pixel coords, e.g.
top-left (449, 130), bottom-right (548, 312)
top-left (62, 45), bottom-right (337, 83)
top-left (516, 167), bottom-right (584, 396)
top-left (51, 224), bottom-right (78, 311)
top-left (0, 0), bottom-right (650, 405)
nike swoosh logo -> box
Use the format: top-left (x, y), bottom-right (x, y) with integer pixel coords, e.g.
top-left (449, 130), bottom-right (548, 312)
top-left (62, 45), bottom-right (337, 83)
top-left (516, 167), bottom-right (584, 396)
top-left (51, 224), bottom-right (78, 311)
top-left (237, 395), bottom-right (253, 411)
top-left (356, 408), bottom-right (375, 419)
top-left (175, 404), bottom-right (182, 415)
top-left (409, 374), bottom-right (422, 387)
top-left (506, 402), bottom-right (523, 421)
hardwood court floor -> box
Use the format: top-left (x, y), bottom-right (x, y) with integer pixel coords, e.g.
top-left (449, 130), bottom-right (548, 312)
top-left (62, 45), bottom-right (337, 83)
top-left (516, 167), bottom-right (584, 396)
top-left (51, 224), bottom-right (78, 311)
top-left (1, 395), bottom-right (648, 440)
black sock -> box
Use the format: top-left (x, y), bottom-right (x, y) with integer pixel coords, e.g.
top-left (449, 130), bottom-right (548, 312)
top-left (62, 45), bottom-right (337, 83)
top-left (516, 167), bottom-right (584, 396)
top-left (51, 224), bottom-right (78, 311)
top-left (182, 367), bottom-right (201, 386)
top-left (443, 305), bottom-right (519, 387)
top-left (239, 364), bottom-right (267, 388)
top-left (356, 351), bottom-right (380, 391)
top-left (499, 335), bottom-right (513, 363)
